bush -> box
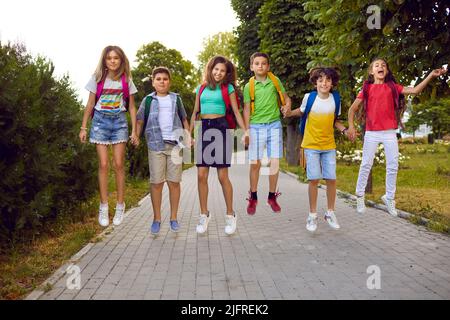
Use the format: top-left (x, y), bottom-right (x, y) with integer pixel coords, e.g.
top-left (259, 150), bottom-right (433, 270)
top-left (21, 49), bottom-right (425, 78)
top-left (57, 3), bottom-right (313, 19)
top-left (0, 43), bottom-right (97, 244)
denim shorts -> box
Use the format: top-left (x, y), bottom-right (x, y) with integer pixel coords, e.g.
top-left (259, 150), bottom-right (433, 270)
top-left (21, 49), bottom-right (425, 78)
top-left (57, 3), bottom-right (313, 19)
top-left (304, 148), bottom-right (336, 180)
top-left (195, 117), bottom-right (232, 168)
top-left (89, 111), bottom-right (128, 145)
top-left (249, 120), bottom-right (283, 161)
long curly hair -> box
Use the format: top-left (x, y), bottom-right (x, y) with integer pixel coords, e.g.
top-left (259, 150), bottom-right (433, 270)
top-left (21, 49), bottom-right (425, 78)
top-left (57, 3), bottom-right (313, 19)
top-left (203, 55), bottom-right (237, 89)
top-left (358, 57), bottom-right (406, 129)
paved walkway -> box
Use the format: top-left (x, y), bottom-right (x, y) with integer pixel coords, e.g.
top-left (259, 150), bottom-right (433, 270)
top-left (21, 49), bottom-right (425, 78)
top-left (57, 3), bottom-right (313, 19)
top-left (31, 153), bottom-right (450, 300)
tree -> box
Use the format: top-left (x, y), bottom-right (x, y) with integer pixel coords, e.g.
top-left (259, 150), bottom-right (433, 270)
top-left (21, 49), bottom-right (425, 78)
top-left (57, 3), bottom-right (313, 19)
top-left (0, 42), bottom-right (97, 244)
top-left (231, 0), bottom-right (265, 81)
top-left (128, 41), bottom-right (199, 178)
top-left (304, 0), bottom-right (450, 103)
top-left (406, 98), bottom-right (450, 139)
top-left (198, 32), bottom-right (237, 72)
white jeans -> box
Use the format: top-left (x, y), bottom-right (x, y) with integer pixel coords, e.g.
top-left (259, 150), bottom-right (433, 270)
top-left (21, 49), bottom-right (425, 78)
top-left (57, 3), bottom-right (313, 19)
top-left (355, 130), bottom-right (399, 200)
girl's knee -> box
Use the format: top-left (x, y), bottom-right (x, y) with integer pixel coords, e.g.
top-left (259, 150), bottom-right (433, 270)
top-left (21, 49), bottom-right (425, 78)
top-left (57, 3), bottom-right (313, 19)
top-left (198, 173), bottom-right (208, 184)
top-left (99, 161), bottom-right (109, 171)
top-left (309, 179), bottom-right (320, 186)
top-left (251, 161), bottom-right (261, 170)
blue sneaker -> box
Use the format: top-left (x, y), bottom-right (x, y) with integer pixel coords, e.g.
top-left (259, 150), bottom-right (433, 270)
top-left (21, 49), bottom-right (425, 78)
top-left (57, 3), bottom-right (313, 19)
top-left (150, 221), bottom-right (161, 235)
top-left (170, 220), bottom-right (180, 233)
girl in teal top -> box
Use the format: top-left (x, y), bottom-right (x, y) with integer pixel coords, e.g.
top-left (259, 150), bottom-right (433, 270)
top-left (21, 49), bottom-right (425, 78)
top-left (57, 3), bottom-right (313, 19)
top-left (189, 55), bottom-right (246, 236)
top-left (196, 83), bottom-right (235, 115)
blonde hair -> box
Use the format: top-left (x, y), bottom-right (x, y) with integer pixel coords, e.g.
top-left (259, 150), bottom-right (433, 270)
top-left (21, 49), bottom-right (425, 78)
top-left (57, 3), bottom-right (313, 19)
top-left (94, 46), bottom-right (131, 82)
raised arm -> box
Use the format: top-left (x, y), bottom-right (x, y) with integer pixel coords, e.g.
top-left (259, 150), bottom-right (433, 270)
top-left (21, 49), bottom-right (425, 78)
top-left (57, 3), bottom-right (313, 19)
top-left (402, 67), bottom-right (447, 95)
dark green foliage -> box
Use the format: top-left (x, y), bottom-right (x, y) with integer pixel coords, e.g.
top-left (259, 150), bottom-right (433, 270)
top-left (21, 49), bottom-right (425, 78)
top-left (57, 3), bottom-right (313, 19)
top-left (406, 97), bottom-right (450, 139)
top-left (0, 43), bottom-right (97, 244)
top-left (231, 0), bottom-right (265, 81)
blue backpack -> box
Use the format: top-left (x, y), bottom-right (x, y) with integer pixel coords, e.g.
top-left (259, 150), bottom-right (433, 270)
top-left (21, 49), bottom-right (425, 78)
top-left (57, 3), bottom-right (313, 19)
top-left (298, 90), bottom-right (341, 136)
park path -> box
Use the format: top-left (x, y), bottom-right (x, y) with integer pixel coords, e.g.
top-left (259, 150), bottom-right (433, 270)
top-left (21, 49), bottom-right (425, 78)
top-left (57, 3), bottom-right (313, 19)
top-left (29, 152), bottom-right (450, 300)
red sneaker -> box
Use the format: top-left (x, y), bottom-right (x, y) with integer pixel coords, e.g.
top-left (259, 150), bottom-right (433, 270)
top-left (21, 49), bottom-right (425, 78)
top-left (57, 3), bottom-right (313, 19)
top-left (267, 192), bottom-right (282, 213)
top-left (246, 193), bottom-right (258, 215)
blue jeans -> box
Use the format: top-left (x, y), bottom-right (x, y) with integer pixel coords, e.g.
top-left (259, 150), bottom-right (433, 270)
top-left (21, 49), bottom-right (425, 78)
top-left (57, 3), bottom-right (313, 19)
top-left (304, 149), bottom-right (336, 180)
top-left (89, 111), bottom-right (128, 145)
top-left (249, 120), bottom-right (283, 161)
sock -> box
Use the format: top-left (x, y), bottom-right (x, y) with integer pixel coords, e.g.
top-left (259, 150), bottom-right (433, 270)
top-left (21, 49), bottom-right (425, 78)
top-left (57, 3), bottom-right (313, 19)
top-left (309, 212), bottom-right (317, 218)
top-left (268, 192), bottom-right (276, 200)
top-left (251, 192), bottom-right (258, 200)
top-left (116, 203), bottom-right (125, 209)
top-left (100, 203), bottom-right (108, 209)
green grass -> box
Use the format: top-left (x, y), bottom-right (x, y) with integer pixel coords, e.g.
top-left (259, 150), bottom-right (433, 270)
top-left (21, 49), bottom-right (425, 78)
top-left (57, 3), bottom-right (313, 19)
top-left (281, 143), bottom-right (450, 234)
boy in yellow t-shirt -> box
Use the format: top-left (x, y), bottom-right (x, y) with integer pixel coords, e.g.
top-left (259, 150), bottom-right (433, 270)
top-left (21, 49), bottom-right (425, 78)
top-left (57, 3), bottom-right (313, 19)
top-left (286, 67), bottom-right (349, 232)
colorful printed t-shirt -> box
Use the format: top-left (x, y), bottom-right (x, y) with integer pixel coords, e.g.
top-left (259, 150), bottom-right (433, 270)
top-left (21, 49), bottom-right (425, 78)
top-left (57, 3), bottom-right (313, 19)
top-left (300, 93), bottom-right (341, 150)
top-left (356, 82), bottom-right (403, 131)
top-left (85, 76), bottom-right (138, 114)
top-left (243, 76), bottom-right (286, 124)
top-left (196, 84), bottom-right (235, 115)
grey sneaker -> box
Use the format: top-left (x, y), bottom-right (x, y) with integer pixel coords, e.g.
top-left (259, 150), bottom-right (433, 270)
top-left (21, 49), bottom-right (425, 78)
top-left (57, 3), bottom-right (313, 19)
top-left (356, 196), bottom-right (366, 214)
top-left (98, 204), bottom-right (109, 227)
top-left (196, 212), bottom-right (210, 234)
top-left (113, 203), bottom-right (125, 226)
top-left (224, 214), bottom-right (237, 235)
top-left (324, 211), bottom-right (340, 229)
top-left (306, 214), bottom-right (318, 232)
top-left (381, 195), bottom-right (398, 217)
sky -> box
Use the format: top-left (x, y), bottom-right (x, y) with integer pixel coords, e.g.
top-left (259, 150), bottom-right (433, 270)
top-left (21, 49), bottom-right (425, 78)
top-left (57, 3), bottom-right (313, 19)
top-left (0, 0), bottom-right (239, 103)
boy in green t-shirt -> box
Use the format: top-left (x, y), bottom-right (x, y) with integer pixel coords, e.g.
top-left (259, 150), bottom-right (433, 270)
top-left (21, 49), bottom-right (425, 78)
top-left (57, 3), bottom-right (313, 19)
top-left (243, 52), bottom-right (291, 215)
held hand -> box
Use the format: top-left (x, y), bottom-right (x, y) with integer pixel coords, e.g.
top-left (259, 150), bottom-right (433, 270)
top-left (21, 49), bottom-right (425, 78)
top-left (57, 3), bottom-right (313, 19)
top-left (184, 135), bottom-right (193, 149)
top-left (130, 133), bottom-right (139, 147)
top-left (281, 105), bottom-right (291, 118)
top-left (79, 129), bottom-right (87, 143)
top-left (347, 127), bottom-right (357, 142)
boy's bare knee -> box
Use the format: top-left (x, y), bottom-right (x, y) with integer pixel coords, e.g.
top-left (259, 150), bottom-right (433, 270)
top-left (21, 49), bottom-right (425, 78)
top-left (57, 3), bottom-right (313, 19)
top-left (309, 179), bottom-right (320, 185)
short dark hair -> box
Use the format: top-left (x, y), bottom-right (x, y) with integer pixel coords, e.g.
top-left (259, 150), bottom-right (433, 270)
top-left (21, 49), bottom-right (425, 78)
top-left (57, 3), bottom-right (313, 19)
top-left (152, 66), bottom-right (171, 80)
top-left (309, 67), bottom-right (340, 87)
top-left (250, 52), bottom-right (270, 65)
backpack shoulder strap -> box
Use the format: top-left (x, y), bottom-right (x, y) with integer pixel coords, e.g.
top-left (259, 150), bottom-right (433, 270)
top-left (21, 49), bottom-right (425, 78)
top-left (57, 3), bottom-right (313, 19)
top-left (121, 74), bottom-right (130, 110)
top-left (176, 94), bottom-right (184, 122)
top-left (331, 90), bottom-right (341, 118)
top-left (220, 83), bottom-right (232, 111)
top-left (95, 77), bottom-right (105, 103)
top-left (300, 91), bottom-right (318, 136)
top-left (142, 95), bottom-right (153, 137)
top-left (249, 77), bottom-right (255, 114)
top-left (268, 72), bottom-right (285, 106)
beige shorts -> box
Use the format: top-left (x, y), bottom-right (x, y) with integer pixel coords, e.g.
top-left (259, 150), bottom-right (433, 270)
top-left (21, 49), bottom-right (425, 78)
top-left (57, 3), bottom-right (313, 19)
top-left (148, 143), bottom-right (183, 184)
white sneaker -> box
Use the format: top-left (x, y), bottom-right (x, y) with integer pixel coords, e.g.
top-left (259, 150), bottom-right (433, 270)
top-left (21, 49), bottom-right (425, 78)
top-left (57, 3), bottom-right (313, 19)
top-left (381, 195), bottom-right (398, 217)
top-left (356, 196), bottom-right (366, 214)
top-left (98, 204), bottom-right (109, 227)
top-left (113, 203), bottom-right (125, 226)
top-left (306, 213), bottom-right (318, 232)
top-left (224, 214), bottom-right (237, 235)
top-left (196, 212), bottom-right (210, 234)
top-left (324, 210), bottom-right (340, 229)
